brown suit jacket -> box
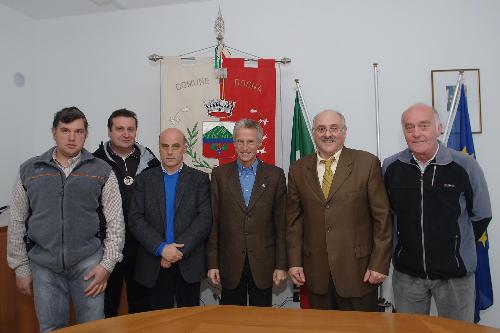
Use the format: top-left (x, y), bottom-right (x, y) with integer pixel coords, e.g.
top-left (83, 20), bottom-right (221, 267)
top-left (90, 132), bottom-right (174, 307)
top-left (286, 148), bottom-right (391, 297)
top-left (207, 160), bottom-right (287, 290)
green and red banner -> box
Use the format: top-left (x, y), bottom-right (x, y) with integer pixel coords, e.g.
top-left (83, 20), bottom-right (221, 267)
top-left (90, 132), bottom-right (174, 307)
top-left (161, 56), bottom-right (277, 170)
top-left (215, 58), bottom-right (276, 165)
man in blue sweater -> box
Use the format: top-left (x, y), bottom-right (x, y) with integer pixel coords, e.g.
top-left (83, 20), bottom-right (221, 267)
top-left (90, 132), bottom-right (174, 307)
top-left (129, 128), bottom-right (212, 309)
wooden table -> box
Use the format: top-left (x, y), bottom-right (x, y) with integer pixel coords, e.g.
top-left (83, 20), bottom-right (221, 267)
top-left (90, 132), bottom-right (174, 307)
top-left (55, 305), bottom-right (500, 332)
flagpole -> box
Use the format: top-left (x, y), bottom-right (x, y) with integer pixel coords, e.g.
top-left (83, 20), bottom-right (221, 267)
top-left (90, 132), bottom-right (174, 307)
top-left (373, 63), bottom-right (381, 159)
top-left (443, 71), bottom-right (464, 145)
top-left (372, 63), bottom-right (394, 312)
top-left (294, 79), bottom-right (315, 143)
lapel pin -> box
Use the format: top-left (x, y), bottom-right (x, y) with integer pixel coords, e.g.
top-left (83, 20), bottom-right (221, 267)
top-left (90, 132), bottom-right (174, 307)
top-left (261, 183), bottom-right (266, 188)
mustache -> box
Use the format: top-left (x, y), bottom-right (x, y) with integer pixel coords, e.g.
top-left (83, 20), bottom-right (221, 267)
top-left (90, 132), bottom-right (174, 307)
top-left (320, 136), bottom-right (336, 142)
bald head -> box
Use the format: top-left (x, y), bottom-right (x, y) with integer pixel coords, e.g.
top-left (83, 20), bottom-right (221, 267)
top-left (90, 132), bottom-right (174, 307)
top-left (159, 128), bottom-right (187, 173)
top-left (312, 109), bottom-right (347, 159)
top-left (159, 127), bottom-right (187, 144)
top-left (401, 103), bottom-right (443, 163)
top-left (313, 109), bottom-right (346, 129)
top-left (401, 103), bottom-right (441, 127)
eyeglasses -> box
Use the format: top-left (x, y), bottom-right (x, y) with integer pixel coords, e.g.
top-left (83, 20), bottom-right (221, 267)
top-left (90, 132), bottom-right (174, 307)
top-left (314, 126), bottom-right (345, 135)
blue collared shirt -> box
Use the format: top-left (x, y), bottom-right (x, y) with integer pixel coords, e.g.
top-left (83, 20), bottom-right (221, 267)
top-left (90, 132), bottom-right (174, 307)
top-left (237, 159), bottom-right (258, 206)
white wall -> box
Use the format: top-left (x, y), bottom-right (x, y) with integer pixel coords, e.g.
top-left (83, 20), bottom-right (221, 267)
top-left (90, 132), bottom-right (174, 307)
top-left (0, 3), bottom-right (35, 226)
top-left (2, 0), bottom-right (500, 326)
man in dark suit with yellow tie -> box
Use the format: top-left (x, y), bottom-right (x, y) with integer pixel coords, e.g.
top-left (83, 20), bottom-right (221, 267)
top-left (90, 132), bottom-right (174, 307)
top-left (286, 110), bottom-right (392, 311)
top-left (207, 119), bottom-right (287, 306)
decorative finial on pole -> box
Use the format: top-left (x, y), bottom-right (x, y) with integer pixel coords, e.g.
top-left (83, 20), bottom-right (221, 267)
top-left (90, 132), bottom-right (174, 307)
top-left (214, 6), bottom-right (225, 47)
top-left (148, 53), bottom-right (163, 62)
top-left (214, 7), bottom-right (227, 79)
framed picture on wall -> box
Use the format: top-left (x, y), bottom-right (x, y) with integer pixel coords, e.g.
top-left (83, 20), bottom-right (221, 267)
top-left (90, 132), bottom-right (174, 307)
top-left (431, 68), bottom-right (482, 134)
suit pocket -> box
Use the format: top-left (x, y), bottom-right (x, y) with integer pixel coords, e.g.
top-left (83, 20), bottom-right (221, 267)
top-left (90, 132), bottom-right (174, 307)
top-left (354, 243), bottom-right (372, 259)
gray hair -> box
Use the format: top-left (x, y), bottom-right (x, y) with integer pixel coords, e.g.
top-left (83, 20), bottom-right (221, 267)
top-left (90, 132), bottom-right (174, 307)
top-left (233, 119), bottom-right (264, 142)
top-left (312, 110), bottom-right (346, 129)
top-left (401, 103), bottom-right (441, 127)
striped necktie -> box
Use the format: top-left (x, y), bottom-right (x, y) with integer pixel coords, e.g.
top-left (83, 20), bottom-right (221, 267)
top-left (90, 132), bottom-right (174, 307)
top-left (320, 158), bottom-right (335, 199)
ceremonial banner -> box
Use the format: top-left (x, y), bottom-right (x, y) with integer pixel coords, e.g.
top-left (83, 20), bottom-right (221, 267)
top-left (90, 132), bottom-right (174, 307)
top-left (161, 56), bottom-right (277, 169)
top-left (160, 57), bottom-right (220, 170)
top-left (219, 58), bottom-right (277, 165)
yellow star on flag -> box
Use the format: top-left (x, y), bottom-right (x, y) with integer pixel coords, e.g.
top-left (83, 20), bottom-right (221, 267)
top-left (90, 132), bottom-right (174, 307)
top-left (479, 232), bottom-right (488, 247)
top-left (461, 146), bottom-right (475, 158)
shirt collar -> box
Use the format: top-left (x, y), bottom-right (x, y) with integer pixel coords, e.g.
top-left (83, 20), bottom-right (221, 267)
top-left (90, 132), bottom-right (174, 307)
top-left (162, 163), bottom-right (183, 176)
top-left (107, 142), bottom-right (139, 160)
top-left (317, 148), bottom-right (342, 164)
top-left (412, 145), bottom-right (440, 171)
top-left (52, 149), bottom-right (81, 168)
top-left (237, 158), bottom-right (259, 174)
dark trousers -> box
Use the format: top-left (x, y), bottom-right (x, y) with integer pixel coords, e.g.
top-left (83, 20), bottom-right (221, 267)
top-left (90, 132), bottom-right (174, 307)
top-left (149, 263), bottom-right (200, 310)
top-left (307, 274), bottom-right (378, 311)
top-left (104, 257), bottom-right (149, 317)
top-left (221, 257), bottom-right (272, 307)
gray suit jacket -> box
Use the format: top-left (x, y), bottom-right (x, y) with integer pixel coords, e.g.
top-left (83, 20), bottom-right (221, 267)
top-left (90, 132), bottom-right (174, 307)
top-left (128, 165), bottom-right (212, 288)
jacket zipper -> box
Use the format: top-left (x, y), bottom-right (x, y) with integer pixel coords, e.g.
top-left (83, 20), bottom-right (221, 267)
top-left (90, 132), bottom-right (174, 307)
top-left (397, 240), bottom-right (403, 259)
top-left (59, 172), bottom-right (66, 270)
top-left (454, 234), bottom-right (460, 268)
top-left (419, 170), bottom-right (428, 278)
top-left (408, 162), bottom-right (429, 277)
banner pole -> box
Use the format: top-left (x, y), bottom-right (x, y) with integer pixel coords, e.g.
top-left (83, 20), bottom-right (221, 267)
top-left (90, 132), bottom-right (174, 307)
top-left (443, 71), bottom-right (464, 145)
top-left (294, 79), bottom-right (314, 143)
top-left (373, 63), bottom-right (381, 159)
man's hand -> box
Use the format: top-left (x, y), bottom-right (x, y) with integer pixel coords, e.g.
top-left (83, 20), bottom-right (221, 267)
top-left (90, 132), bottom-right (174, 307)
top-left (208, 269), bottom-right (220, 285)
top-left (288, 267), bottom-right (306, 286)
top-left (160, 258), bottom-right (172, 269)
top-left (273, 269), bottom-right (288, 287)
top-left (161, 243), bottom-right (184, 263)
top-left (16, 275), bottom-right (33, 296)
top-left (84, 264), bottom-right (110, 297)
top-left (363, 269), bottom-right (387, 285)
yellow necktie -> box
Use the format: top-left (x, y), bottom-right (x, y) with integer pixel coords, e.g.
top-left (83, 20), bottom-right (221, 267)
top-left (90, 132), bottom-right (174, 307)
top-left (320, 158), bottom-right (334, 199)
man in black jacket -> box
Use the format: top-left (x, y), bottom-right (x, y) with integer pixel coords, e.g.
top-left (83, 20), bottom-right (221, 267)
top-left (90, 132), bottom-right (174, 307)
top-left (383, 103), bottom-right (492, 322)
top-left (94, 109), bottom-right (160, 317)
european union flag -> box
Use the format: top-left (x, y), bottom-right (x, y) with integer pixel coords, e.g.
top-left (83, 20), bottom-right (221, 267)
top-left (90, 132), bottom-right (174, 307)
top-left (447, 84), bottom-right (493, 323)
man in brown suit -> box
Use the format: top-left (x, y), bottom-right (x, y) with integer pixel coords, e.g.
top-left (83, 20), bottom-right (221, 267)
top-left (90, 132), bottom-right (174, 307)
top-left (287, 110), bottom-right (391, 311)
top-left (207, 119), bottom-right (287, 306)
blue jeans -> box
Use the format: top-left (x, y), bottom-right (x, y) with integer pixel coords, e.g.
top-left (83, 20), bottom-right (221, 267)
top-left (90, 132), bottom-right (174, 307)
top-left (393, 270), bottom-right (475, 322)
top-left (31, 249), bottom-right (105, 332)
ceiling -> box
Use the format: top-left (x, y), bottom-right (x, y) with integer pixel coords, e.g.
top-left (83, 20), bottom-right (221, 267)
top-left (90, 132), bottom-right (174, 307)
top-left (0, 0), bottom-right (210, 19)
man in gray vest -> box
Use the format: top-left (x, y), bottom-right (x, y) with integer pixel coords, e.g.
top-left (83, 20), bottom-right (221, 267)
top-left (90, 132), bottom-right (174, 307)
top-left (7, 107), bottom-right (125, 332)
